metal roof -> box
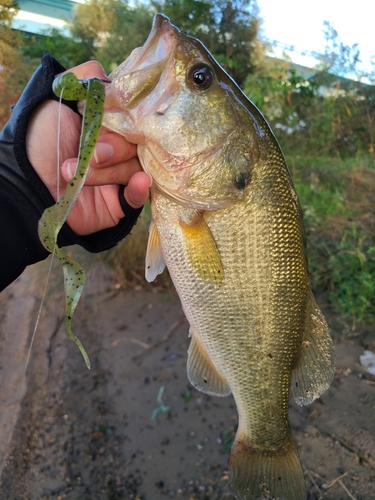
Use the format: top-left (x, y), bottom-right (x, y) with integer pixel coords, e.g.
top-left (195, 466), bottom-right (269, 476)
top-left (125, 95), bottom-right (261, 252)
top-left (12, 0), bottom-right (84, 34)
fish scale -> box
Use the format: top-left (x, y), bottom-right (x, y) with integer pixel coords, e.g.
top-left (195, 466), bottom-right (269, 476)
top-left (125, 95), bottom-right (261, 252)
top-left (153, 182), bottom-right (299, 441)
top-left (102, 14), bottom-right (335, 500)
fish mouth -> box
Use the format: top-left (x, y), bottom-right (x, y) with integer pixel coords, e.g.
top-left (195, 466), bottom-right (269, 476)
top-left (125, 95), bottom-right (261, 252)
top-left (105, 15), bottom-right (179, 110)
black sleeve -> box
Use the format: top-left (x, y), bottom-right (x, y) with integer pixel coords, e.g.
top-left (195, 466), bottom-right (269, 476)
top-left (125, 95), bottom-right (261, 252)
top-left (0, 54), bottom-right (142, 291)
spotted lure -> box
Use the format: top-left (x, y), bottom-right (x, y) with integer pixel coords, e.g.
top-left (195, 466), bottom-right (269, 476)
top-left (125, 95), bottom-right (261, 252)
top-left (38, 73), bottom-right (105, 368)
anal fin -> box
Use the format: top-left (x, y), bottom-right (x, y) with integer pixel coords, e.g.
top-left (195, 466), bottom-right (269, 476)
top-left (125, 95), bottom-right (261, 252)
top-left (291, 292), bottom-right (335, 406)
top-left (187, 331), bottom-right (231, 397)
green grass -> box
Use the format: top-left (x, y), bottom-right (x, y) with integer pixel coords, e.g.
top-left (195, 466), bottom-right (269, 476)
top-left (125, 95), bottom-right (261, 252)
top-left (327, 229), bottom-right (375, 327)
top-left (290, 153), bottom-right (375, 328)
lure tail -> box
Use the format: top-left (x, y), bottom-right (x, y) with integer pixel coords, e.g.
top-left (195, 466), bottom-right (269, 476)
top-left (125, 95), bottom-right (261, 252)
top-left (228, 436), bottom-right (306, 500)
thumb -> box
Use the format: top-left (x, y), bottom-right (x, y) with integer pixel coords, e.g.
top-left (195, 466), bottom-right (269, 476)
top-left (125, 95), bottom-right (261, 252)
top-left (123, 172), bottom-right (152, 209)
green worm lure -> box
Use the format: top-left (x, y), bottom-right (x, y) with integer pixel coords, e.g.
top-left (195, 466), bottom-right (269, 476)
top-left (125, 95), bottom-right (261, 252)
top-left (38, 73), bottom-right (106, 369)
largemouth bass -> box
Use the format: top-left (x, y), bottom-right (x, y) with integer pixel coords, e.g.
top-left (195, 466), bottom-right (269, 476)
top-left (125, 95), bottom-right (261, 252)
top-left (103, 14), bottom-right (335, 500)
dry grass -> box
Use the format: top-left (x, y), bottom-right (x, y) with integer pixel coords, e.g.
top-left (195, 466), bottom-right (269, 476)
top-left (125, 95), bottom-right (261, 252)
top-left (104, 203), bottom-right (173, 290)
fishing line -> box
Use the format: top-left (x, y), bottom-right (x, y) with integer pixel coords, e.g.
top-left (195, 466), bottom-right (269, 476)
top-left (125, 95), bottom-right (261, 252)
top-left (0, 253), bottom-right (55, 478)
top-left (0, 92), bottom-right (65, 478)
top-left (56, 89), bottom-right (64, 198)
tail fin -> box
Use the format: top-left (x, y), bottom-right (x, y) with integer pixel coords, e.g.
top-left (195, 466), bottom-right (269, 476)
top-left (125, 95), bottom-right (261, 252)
top-left (228, 438), bottom-right (306, 500)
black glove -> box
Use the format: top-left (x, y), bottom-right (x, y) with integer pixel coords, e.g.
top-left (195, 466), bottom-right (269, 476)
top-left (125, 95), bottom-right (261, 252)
top-left (0, 54), bottom-right (142, 290)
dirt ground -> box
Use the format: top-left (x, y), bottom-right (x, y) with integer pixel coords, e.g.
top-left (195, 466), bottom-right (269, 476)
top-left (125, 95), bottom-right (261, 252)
top-left (0, 255), bottom-right (375, 500)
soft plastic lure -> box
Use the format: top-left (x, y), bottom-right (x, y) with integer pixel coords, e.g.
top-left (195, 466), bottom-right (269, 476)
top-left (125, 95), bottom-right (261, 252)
top-left (38, 73), bottom-right (106, 368)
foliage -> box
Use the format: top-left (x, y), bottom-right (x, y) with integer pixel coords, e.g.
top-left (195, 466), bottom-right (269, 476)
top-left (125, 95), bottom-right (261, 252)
top-left (152, 0), bottom-right (262, 86)
top-left (0, 0), bottom-right (20, 69)
top-left (210, 0), bottom-right (262, 86)
top-left (246, 62), bottom-right (375, 158)
top-left (0, 0), bottom-right (17, 24)
top-left (150, 0), bottom-right (215, 34)
top-left (67, 0), bottom-right (262, 85)
top-left (22, 29), bottom-right (91, 69)
top-left (0, 0), bottom-right (36, 129)
top-left (315, 21), bottom-right (361, 78)
top-left (291, 154), bottom-right (375, 327)
top-left (328, 229), bottom-right (375, 327)
top-left (245, 23), bottom-right (375, 159)
top-left (6, 0), bottom-right (261, 86)
top-left (312, 33), bottom-right (375, 158)
top-left (70, 0), bottom-right (153, 73)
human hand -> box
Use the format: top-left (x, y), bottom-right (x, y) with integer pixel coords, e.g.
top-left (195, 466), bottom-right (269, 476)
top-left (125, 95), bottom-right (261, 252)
top-left (26, 60), bottom-right (151, 236)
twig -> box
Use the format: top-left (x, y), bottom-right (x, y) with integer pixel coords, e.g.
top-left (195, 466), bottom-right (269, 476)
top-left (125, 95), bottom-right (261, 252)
top-left (305, 468), bottom-right (322, 496)
top-left (317, 428), bottom-right (375, 470)
top-left (131, 315), bottom-right (187, 360)
top-left (363, 379), bottom-right (375, 386)
top-left (308, 469), bottom-right (325, 480)
top-left (355, 363), bottom-right (375, 382)
top-left (322, 470), bottom-right (349, 489)
top-left (308, 469), bottom-right (356, 500)
top-left (131, 270), bottom-right (146, 284)
top-left (338, 480), bottom-right (357, 500)
top-left (112, 337), bottom-right (149, 348)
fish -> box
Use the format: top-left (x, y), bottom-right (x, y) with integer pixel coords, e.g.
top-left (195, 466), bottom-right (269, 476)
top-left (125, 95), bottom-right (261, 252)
top-left (102, 14), bottom-right (335, 500)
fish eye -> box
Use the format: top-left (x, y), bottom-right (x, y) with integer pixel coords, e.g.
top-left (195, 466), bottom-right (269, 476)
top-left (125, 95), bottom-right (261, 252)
top-left (188, 64), bottom-right (214, 91)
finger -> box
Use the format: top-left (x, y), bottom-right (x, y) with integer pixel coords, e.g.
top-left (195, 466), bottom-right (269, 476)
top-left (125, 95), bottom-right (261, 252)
top-left (93, 131), bottom-right (138, 167)
top-left (123, 172), bottom-right (152, 209)
top-left (58, 60), bottom-right (108, 81)
top-left (62, 157), bottom-right (142, 186)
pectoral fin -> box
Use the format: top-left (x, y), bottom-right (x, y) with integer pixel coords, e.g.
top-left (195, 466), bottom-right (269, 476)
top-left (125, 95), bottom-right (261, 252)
top-left (179, 213), bottom-right (224, 283)
top-left (187, 330), bottom-right (231, 397)
top-left (145, 220), bottom-right (166, 282)
top-left (291, 292), bottom-right (335, 406)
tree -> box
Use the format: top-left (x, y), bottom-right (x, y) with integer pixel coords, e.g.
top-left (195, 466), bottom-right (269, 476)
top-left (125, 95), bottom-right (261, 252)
top-left (65, 0), bottom-right (262, 85)
top-left (0, 0), bottom-right (17, 25)
top-left (151, 0), bottom-right (262, 87)
top-left (314, 22), bottom-right (375, 157)
top-left (0, 0), bottom-right (36, 129)
top-left (209, 0), bottom-right (261, 86)
top-left (22, 28), bottom-right (92, 69)
top-left (69, 0), bottom-right (153, 73)
top-left (245, 22), bottom-right (375, 158)
top-left (150, 0), bottom-right (215, 36)
top-left (0, 0), bottom-right (20, 69)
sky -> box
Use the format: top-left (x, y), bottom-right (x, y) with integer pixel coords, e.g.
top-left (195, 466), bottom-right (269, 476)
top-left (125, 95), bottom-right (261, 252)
top-left (257, 0), bottom-right (375, 74)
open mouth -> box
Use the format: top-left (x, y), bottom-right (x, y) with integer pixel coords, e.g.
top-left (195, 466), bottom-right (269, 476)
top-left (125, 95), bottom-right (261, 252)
top-left (106, 15), bottom-right (178, 110)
